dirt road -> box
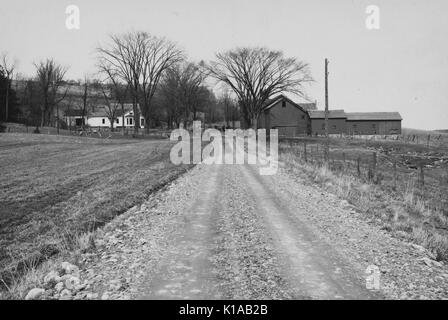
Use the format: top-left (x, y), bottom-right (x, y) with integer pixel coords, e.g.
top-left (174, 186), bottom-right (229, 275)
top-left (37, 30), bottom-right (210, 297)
top-left (139, 146), bottom-right (379, 300)
top-left (60, 143), bottom-right (448, 300)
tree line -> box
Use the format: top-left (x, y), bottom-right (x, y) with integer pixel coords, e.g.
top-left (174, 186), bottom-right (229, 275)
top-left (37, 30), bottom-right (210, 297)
top-left (1, 30), bottom-right (312, 132)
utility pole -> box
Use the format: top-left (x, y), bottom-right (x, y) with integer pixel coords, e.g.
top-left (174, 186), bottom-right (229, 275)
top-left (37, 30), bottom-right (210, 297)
top-left (324, 58), bottom-right (330, 164)
top-left (5, 77), bottom-right (9, 122)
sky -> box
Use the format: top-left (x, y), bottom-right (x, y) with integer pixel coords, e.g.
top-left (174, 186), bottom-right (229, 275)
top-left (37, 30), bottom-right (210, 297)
top-left (1, 0), bottom-right (447, 130)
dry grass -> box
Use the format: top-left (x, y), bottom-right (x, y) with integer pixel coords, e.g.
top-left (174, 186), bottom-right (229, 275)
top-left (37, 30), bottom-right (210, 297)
top-left (0, 133), bottom-right (191, 291)
top-left (280, 139), bottom-right (448, 261)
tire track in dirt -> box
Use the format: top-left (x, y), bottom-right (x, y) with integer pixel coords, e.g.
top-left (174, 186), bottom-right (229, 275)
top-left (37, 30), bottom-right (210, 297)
top-left (210, 164), bottom-right (295, 299)
top-left (140, 164), bottom-right (222, 299)
top-left (238, 162), bottom-right (380, 299)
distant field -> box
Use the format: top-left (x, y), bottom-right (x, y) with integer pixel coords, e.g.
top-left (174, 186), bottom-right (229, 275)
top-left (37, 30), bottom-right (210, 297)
top-left (0, 133), bottom-right (190, 287)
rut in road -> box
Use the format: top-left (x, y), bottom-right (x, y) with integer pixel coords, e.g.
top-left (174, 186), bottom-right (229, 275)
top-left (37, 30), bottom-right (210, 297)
top-left (238, 163), bottom-right (379, 299)
top-left (141, 164), bottom-right (222, 299)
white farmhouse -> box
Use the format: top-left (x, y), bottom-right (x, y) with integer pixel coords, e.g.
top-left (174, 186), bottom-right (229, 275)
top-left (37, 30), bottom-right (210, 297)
top-left (64, 104), bottom-right (146, 129)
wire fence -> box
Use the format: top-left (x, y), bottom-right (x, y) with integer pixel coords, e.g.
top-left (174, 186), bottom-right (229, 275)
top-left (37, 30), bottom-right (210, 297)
top-left (280, 140), bottom-right (448, 215)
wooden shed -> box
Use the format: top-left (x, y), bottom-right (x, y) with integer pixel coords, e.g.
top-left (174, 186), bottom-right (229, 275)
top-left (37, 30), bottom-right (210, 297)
top-left (345, 112), bottom-right (402, 135)
top-left (309, 110), bottom-right (347, 135)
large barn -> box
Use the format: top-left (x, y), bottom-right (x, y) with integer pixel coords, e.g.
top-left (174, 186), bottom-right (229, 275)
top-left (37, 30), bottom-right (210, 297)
top-left (257, 95), bottom-right (315, 136)
top-left (258, 95), bottom-right (402, 136)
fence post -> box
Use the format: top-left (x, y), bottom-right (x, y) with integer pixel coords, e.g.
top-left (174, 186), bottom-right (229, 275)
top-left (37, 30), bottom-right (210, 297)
top-left (342, 152), bottom-right (346, 171)
top-left (357, 157), bottom-right (361, 177)
top-left (372, 152), bottom-right (377, 178)
top-left (368, 165), bottom-right (374, 182)
top-left (393, 159), bottom-right (397, 187)
top-left (419, 163), bottom-right (425, 187)
top-left (304, 141), bottom-right (307, 163)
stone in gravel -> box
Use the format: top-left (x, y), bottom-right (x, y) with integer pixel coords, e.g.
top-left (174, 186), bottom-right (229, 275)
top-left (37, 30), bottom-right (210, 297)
top-left (426, 251), bottom-right (437, 260)
top-left (432, 260), bottom-right (443, 268)
top-left (44, 270), bottom-right (61, 286)
top-left (101, 292), bottom-right (110, 300)
top-left (64, 276), bottom-right (81, 290)
top-left (25, 288), bottom-right (45, 300)
top-left (86, 292), bottom-right (98, 300)
top-left (411, 243), bottom-right (426, 252)
top-left (421, 257), bottom-right (433, 267)
top-left (75, 283), bottom-right (87, 291)
top-left (61, 262), bottom-right (79, 275)
top-left (54, 282), bottom-right (64, 293)
top-left (60, 289), bottom-right (72, 300)
top-left (340, 200), bottom-right (350, 208)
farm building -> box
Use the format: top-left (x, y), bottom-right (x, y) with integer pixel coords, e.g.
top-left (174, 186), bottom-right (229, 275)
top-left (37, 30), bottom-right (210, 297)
top-left (64, 104), bottom-right (146, 129)
top-left (64, 109), bottom-right (86, 127)
top-left (309, 110), bottom-right (347, 135)
top-left (345, 112), bottom-right (402, 135)
top-left (258, 95), bottom-right (315, 136)
top-left (258, 95), bottom-right (402, 136)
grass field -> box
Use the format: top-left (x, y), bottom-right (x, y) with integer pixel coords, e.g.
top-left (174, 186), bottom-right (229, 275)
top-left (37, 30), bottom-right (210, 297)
top-left (0, 133), bottom-right (190, 288)
top-left (280, 131), bottom-right (448, 261)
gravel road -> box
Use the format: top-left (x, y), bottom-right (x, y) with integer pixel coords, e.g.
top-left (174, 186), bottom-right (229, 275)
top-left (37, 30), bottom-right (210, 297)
top-left (62, 144), bottom-right (448, 300)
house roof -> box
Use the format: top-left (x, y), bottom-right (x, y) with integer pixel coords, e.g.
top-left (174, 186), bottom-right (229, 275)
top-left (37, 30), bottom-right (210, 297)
top-left (66, 103), bottom-right (138, 118)
top-left (89, 108), bottom-right (109, 118)
top-left (263, 95), bottom-right (316, 113)
top-left (346, 112), bottom-right (402, 121)
top-left (308, 110), bottom-right (347, 119)
top-left (64, 109), bottom-right (84, 117)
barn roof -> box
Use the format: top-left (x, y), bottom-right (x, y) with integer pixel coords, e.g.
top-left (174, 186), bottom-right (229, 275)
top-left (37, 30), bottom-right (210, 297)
top-left (297, 103), bottom-right (317, 111)
top-left (346, 112), bottom-right (402, 121)
top-left (308, 110), bottom-right (346, 119)
top-left (263, 94), bottom-right (316, 112)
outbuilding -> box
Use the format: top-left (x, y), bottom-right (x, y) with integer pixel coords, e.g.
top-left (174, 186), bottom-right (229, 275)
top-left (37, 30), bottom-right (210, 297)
top-left (345, 112), bottom-right (402, 135)
top-left (309, 110), bottom-right (347, 135)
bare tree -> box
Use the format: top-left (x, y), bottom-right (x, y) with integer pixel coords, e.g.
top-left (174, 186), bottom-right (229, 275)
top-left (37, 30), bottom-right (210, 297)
top-left (218, 89), bottom-right (238, 128)
top-left (204, 47), bottom-right (312, 129)
top-left (159, 62), bottom-right (211, 128)
top-left (34, 59), bottom-right (68, 127)
top-left (180, 63), bottom-right (206, 123)
top-left (159, 67), bottom-right (183, 129)
top-left (97, 31), bottom-right (183, 134)
top-left (97, 32), bottom-right (144, 133)
top-left (99, 82), bottom-right (120, 131)
top-left (78, 76), bottom-right (100, 131)
top-left (139, 36), bottom-right (183, 131)
top-left (1, 53), bottom-right (16, 122)
top-left (97, 60), bottom-right (130, 135)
